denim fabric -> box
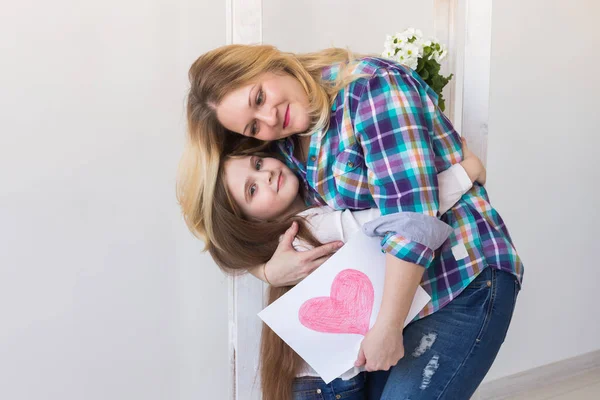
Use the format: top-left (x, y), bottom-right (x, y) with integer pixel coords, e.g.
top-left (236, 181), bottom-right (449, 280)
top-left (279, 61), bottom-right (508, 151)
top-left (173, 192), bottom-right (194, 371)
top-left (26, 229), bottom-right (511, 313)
top-left (366, 267), bottom-right (520, 399)
top-left (292, 372), bottom-right (367, 400)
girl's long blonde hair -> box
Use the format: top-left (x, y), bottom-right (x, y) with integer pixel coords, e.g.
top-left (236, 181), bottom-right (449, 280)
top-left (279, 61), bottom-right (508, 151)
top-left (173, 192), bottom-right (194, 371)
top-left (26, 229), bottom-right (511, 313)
top-left (176, 44), bottom-right (367, 249)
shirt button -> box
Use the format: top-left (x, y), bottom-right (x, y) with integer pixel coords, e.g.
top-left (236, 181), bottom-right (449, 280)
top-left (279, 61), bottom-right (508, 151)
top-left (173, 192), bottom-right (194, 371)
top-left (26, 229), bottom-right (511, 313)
top-left (310, 156), bottom-right (316, 162)
top-left (486, 280), bottom-right (492, 287)
top-left (347, 162), bottom-right (354, 168)
top-left (336, 395), bottom-right (342, 399)
top-left (316, 388), bottom-right (322, 394)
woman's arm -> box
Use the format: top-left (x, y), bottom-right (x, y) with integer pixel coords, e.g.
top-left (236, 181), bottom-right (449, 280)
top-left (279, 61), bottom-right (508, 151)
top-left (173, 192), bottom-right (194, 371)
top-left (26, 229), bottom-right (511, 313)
top-left (353, 67), bottom-right (462, 371)
top-left (249, 141), bottom-right (483, 288)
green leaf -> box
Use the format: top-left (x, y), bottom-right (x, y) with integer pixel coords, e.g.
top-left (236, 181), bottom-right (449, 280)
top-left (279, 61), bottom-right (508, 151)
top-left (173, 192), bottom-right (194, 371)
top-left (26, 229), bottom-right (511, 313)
top-left (438, 96), bottom-right (446, 112)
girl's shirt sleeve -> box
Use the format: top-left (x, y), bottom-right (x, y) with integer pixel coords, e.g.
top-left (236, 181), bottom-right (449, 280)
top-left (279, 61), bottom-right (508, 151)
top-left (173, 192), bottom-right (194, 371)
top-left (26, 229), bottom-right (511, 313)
top-left (353, 67), bottom-right (458, 268)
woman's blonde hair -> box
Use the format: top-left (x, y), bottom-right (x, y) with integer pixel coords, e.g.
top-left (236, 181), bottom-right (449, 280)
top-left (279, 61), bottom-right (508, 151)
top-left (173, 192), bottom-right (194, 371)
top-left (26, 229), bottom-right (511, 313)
top-left (176, 44), bottom-right (367, 248)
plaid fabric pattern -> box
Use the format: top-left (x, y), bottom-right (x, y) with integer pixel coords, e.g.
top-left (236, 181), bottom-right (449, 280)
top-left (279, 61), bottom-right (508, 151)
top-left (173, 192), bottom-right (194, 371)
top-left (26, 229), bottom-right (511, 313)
top-left (275, 57), bottom-right (523, 320)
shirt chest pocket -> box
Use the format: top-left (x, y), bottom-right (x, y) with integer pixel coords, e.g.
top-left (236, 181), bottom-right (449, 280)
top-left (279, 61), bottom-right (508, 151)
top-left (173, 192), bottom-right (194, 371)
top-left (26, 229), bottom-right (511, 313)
top-left (332, 146), bottom-right (364, 177)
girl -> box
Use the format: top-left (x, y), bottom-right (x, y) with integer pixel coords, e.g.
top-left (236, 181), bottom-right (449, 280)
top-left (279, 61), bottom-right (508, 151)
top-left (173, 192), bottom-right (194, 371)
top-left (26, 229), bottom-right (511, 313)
top-left (177, 44), bottom-right (523, 399)
top-left (207, 140), bottom-right (486, 400)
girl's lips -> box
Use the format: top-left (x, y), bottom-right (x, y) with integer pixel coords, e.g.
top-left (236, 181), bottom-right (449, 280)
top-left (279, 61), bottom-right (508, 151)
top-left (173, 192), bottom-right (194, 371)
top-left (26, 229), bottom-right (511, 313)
top-left (283, 105), bottom-right (290, 129)
top-left (277, 173), bottom-right (284, 191)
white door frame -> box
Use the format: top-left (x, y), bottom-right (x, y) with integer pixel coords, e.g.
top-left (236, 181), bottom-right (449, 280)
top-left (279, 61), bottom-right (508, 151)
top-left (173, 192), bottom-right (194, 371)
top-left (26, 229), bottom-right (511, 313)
top-left (227, 1), bottom-right (493, 398)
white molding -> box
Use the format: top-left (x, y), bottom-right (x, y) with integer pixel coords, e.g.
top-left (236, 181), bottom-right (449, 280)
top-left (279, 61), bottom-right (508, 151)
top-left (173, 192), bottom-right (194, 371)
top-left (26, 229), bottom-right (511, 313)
top-left (459, 0), bottom-right (493, 165)
top-left (227, 1), bottom-right (264, 400)
top-left (476, 350), bottom-right (600, 400)
top-left (434, 0), bottom-right (460, 129)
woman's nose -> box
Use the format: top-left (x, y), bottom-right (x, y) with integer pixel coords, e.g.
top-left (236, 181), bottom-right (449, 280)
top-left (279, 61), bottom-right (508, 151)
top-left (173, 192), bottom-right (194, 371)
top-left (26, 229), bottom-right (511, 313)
top-left (256, 106), bottom-right (277, 127)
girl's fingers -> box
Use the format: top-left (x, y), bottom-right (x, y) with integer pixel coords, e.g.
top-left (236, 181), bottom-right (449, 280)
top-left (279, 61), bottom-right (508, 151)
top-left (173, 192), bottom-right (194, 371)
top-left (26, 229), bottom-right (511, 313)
top-left (280, 221), bottom-right (298, 247)
top-left (306, 241), bottom-right (343, 262)
top-left (306, 254), bottom-right (333, 273)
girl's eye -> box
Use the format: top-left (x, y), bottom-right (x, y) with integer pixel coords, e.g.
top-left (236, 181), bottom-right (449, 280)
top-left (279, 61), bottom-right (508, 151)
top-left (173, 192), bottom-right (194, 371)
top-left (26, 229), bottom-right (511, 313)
top-left (250, 121), bottom-right (258, 136)
top-left (249, 183), bottom-right (257, 197)
top-left (254, 158), bottom-right (262, 170)
top-left (256, 89), bottom-right (264, 105)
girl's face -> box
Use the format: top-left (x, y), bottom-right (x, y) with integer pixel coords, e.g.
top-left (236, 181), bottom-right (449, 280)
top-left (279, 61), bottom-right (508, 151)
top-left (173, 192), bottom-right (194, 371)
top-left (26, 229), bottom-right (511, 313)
top-left (224, 156), bottom-right (302, 220)
top-left (216, 72), bottom-right (310, 141)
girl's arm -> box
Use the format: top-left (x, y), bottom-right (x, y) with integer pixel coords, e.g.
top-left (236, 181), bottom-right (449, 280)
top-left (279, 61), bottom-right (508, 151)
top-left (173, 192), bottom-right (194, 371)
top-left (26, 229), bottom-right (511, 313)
top-left (246, 222), bottom-right (343, 286)
top-left (438, 137), bottom-right (485, 214)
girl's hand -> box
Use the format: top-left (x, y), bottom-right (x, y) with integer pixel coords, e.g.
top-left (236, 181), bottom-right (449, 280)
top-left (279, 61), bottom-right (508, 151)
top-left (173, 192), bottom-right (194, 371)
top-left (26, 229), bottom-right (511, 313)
top-left (355, 320), bottom-right (405, 372)
top-left (460, 137), bottom-right (487, 185)
top-left (264, 222), bottom-right (344, 287)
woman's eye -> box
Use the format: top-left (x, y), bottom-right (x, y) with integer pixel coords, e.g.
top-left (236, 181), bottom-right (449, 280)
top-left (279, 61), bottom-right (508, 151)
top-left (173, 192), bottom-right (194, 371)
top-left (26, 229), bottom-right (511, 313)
top-left (256, 89), bottom-right (264, 105)
top-left (249, 184), bottom-right (257, 197)
top-left (250, 121), bottom-right (258, 136)
top-left (255, 159), bottom-right (262, 170)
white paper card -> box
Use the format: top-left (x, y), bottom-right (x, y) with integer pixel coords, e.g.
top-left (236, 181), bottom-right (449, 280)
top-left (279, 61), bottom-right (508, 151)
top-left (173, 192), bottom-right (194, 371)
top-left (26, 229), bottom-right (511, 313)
top-left (258, 232), bottom-right (431, 384)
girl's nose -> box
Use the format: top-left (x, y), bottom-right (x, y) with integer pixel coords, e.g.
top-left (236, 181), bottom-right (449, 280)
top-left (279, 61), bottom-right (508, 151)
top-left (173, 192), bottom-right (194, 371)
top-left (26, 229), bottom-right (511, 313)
top-left (258, 169), bottom-right (273, 183)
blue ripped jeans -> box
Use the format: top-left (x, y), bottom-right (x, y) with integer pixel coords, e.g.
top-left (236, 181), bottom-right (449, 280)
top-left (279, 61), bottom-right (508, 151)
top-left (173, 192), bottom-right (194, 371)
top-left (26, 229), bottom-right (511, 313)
top-left (292, 372), bottom-right (367, 400)
top-left (367, 266), bottom-right (520, 400)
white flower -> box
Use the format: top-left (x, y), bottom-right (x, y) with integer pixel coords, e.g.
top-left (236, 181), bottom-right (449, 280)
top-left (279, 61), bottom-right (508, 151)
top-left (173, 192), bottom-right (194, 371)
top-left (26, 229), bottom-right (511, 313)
top-left (403, 27), bottom-right (423, 38)
top-left (438, 44), bottom-right (448, 61)
top-left (403, 42), bottom-right (422, 59)
top-left (404, 57), bottom-right (419, 70)
top-left (383, 29), bottom-right (449, 68)
top-left (383, 35), bottom-right (394, 48)
top-left (393, 49), bottom-right (408, 64)
top-left (392, 33), bottom-right (409, 47)
top-left (431, 44), bottom-right (448, 63)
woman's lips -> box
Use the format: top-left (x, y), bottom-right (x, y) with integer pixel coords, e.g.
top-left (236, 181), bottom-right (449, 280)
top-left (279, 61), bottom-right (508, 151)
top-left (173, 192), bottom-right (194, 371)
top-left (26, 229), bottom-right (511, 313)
top-left (283, 105), bottom-right (290, 129)
top-left (277, 173), bottom-right (284, 191)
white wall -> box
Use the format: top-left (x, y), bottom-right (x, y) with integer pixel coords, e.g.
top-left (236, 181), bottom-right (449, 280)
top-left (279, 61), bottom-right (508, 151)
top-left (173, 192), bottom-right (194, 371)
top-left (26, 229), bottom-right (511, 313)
top-left (483, 0), bottom-right (600, 382)
top-left (3, 0), bottom-right (600, 397)
top-left (263, 0), bottom-right (434, 54)
top-left (0, 1), bottom-right (229, 399)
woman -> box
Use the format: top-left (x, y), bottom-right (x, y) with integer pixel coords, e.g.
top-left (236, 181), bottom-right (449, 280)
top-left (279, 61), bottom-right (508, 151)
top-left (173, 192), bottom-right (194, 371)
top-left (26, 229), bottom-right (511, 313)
top-left (177, 44), bottom-right (524, 399)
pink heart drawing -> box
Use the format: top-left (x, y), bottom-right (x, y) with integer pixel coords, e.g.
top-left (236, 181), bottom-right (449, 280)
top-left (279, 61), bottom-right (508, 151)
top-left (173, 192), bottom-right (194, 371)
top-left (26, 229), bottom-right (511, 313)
top-left (298, 269), bottom-right (374, 336)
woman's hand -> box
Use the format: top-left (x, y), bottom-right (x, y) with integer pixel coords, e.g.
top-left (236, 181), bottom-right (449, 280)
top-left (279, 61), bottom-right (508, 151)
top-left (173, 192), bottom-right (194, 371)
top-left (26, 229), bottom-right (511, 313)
top-left (355, 319), bottom-right (405, 372)
top-left (460, 137), bottom-right (487, 185)
top-left (264, 222), bottom-right (344, 287)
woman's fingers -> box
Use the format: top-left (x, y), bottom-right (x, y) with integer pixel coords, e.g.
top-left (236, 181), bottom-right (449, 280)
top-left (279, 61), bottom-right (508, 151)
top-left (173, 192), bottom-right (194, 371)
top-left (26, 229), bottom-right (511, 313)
top-left (355, 345), bottom-right (366, 367)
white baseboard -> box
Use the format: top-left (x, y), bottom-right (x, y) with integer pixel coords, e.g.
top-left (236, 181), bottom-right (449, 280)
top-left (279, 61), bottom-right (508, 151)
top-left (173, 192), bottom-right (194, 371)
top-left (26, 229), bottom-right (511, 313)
top-left (475, 349), bottom-right (600, 400)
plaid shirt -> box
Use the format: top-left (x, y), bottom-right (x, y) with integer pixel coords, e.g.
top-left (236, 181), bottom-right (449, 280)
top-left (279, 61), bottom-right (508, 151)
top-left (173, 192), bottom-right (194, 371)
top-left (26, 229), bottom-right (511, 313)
top-left (275, 57), bottom-right (523, 320)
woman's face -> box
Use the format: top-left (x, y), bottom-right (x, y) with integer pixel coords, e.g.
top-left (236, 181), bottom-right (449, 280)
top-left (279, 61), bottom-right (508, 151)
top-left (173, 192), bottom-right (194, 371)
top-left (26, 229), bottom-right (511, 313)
top-left (216, 72), bottom-right (310, 141)
top-left (224, 155), bottom-right (301, 220)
